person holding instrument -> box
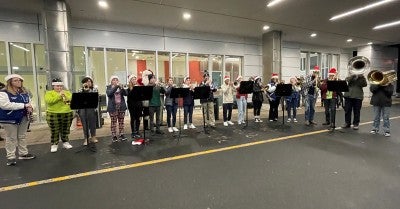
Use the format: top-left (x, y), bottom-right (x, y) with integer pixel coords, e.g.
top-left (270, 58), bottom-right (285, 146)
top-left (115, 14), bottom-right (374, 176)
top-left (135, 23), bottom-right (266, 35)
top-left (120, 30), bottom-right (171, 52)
top-left (199, 72), bottom-right (217, 128)
top-left (234, 75), bottom-right (247, 125)
top-left (252, 76), bottom-right (264, 123)
top-left (164, 77), bottom-right (179, 133)
top-left (369, 82), bottom-right (394, 137)
top-left (221, 76), bottom-right (235, 126)
top-left (77, 76), bottom-right (98, 145)
top-left (267, 73), bottom-right (280, 122)
top-left (342, 72), bottom-right (367, 130)
top-left (127, 74), bottom-right (143, 139)
top-left (45, 78), bottom-right (73, 153)
top-left (148, 74), bottom-right (165, 135)
top-left (182, 76), bottom-right (196, 130)
top-left (106, 75), bottom-right (128, 142)
top-left (301, 66), bottom-right (320, 126)
top-left (285, 77), bottom-right (301, 123)
top-left (319, 68), bottom-right (338, 129)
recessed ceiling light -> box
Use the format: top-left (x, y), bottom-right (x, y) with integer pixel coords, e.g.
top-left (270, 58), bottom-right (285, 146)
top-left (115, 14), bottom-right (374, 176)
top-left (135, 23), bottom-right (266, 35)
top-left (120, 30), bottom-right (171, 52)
top-left (330, 0), bottom-right (395, 21)
top-left (267, 0), bottom-right (284, 7)
top-left (347, 39), bottom-right (353, 42)
top-left (262, 25), bottom-right (270, 31)
top-left (368, 42), bottom-right (373, 45)
top-left (183, 12), bottom-right (191, 20)
top-left (373, 20), bottom-right (400, 30)
top-left (310, 33), bottom-right (317, 37)
top-left (98, 1), bottom-right (109, 9)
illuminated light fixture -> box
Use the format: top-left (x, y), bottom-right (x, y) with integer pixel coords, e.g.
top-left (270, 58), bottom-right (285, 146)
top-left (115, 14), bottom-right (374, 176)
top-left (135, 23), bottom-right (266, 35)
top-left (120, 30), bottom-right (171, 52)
top-left (368, 42), bottom-right (373, 45)
top-left (347, 39), bottom-right (353, 42)
top-left (10, 43), bottom-right (30, 52)
top-left (330, 0), bottom-right (395, 21)
top-left (373, 20), bottom-right (400, 30)
top-left (310, 33), bottom-right (317, 37)
top-left (262, 25), bottom-right (270, 31)
top-left (267, 0), bottom-right (284, 7)
top-left (12, 66), bottom-right (19, 70)
top-left (183, 12), bottom-right (191, 20)
top-left (98, 0), bottom-right (109, 9)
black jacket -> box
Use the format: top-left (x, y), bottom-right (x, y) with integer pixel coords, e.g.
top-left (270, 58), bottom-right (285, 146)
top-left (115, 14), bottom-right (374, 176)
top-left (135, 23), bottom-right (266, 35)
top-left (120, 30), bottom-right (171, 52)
top-left (369, 84), bottom-right (393, 107)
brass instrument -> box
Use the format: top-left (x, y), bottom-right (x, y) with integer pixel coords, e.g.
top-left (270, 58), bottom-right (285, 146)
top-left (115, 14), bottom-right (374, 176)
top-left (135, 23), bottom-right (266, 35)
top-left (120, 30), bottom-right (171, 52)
top-left (348, 56), bottom-right (370, 75)
top-left (82, 83), bottom-right (90, 91)
top-left (61, 92), bottom-right (70, 105)
top-left (367, 70), bottom-right (397, 86)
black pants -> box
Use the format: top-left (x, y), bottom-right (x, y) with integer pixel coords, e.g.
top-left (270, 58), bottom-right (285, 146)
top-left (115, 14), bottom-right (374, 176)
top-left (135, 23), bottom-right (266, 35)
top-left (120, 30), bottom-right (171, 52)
top-left (223, 103), bottom-right (233, 122)
top-left (269, 99), bottom-right (280, 120)
top-left (344, 97), bottom-right (362, 126)
top-left (253, 101), bottom-right (262, 116)
top-left (323, 98), bottom-right (337, 126)
top-left (128, 104), bottom-right (142, 134)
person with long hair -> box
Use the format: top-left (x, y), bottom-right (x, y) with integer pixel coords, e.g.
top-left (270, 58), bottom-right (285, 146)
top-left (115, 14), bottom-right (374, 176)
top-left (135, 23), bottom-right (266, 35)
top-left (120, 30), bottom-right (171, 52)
top-left (182, 76), bottom-right (196, 130)
top-left (44, 78), bottom-right (74, 153)
top-left (234, 76), bottom-right (247, 125)
top-left (267, 73), bottom-right (281, 122)
top-left (127, 74), bottom-right (142, 139)
top-left (106, 75), bottom-right (128, 142)
top-left (252, 76), bottom-right (264, 122)
top-left (286, 77), bottom-right (301, 123)
top-left (164, 78), bottom-right (179, 133)
top-left (0, 74), bottom-right (36, 166)
top-left (221, 76), bottom-right (235, 126)
top-left (199, 72), bottom-right (217, 127)
top-left (78, 76), bottom-right (98, 145)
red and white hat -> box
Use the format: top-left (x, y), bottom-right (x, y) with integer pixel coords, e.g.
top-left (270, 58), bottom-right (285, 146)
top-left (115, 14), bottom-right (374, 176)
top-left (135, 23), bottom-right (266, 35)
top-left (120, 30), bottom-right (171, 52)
top-left (128, 74), bottom-right (137, 82)
top-left (236, 75), bottom-right (243, 81)
top-left (223, 75), bottom-right (230, 81)
top-left (328, 68), bottom-right (337, 75)
top-left (271, 73), bottom-right (279, 79)
top-left (109, 75), bottom-right (119, 83)
top-left (184, 76), bottom-right (190, 82)
top-left (312, 66), bottom-right (320, 71)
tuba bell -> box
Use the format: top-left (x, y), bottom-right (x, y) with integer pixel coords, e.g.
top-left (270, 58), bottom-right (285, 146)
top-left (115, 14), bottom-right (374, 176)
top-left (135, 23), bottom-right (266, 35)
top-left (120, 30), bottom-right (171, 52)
top-left (348, 56), bottom-right (370, 75)
top-left (367, 70), bottom-right (397, 86)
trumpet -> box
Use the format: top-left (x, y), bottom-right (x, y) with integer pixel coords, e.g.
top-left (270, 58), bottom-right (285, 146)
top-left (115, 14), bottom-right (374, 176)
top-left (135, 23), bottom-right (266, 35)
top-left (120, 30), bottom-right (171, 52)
top-left (61, 93), bottom-right (70, 105)
top-left (82, 83), bottom-right (90, 91)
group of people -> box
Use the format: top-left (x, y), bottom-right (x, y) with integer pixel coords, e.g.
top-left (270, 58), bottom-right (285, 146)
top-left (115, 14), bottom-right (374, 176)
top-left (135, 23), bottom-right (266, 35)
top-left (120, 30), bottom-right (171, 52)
top-left (0, 66), bottom-right (395, 166)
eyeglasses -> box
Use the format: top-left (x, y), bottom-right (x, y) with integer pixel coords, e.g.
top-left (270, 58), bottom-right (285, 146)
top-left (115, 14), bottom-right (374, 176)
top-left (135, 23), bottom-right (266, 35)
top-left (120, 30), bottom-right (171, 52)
top-left (11, 79), bottom-right (22, 82)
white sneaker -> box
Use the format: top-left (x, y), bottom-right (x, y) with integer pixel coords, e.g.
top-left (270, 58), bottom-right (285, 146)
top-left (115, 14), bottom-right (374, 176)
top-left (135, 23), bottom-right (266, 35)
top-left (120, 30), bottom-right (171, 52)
top-left (223, 122), bottom-right (228, 126)
top-left (168, 127), bottom-right (173, 133)
top-left (227, 121), bottom-right (234, 125)
top-left (183, 124), bottom-right (188, 130)
top-left (63, 142), bottom-right (73, 149)
top-left (173, 127), bottom-right (179, 132)
top-left (258, 119), bottom-right (263, 122)
top-left (238, 121), bottom-right (241, 125)
top-left (189, 124), bottom-right (196, 129)
top-left (83, 140), bottom-right (88, 146)
top-left (287, 118), bottom-right (291, 122)
top-left (293, 118), bottom-right (298, 123)
top-left (50, 144), bottom-right (58, 153)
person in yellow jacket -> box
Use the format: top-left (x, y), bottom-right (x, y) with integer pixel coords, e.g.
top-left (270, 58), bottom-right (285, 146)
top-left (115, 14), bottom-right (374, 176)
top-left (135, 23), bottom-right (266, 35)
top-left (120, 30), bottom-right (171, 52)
top-left (44, 78), bottom-right (73, 153)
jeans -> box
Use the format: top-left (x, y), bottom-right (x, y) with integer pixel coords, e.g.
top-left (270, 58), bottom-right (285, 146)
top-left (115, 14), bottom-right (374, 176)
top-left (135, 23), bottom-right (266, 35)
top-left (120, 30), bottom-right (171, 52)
top-left (236, 96), bottom-right (247, 122)
top-left (223, 103), bottom-right (233, 122)
top-left (286, 97), bottom-right (297, 119)
top-left (304, 94), bottom-right (316, 122)
top-left (166, 104), bottom-right (178, 127)
top-left (344, 97), bottom-right (363, 126)
top-left (372, 106), bottom-right (390, 133)
top-left (201, 102), bottom-right (215, 125)
top-left (184, 105), bottom-right (194, 124)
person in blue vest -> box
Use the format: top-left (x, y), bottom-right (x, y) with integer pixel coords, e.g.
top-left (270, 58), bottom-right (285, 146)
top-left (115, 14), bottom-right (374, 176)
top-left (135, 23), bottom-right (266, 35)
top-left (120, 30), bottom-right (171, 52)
top-left (0, 74), bottom-right (36, 166)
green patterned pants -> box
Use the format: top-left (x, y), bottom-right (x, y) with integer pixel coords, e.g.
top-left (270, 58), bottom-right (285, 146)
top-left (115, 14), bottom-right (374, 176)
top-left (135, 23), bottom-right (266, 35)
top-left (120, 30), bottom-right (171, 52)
top-left (46, 112), bottom-right (73, 144)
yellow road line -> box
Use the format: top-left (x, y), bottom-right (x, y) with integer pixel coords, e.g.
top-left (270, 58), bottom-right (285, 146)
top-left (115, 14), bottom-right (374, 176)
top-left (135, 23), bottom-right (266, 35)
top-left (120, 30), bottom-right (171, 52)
top-left (1, 115), bottom-right (400, 193)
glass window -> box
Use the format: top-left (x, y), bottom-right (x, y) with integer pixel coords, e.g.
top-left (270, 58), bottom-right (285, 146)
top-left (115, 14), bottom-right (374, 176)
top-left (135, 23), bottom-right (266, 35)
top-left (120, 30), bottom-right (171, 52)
top-left (157, 52), bottom-right (169, 83)
top-left (309, 52), bottom-right (320, 74)
top-left (88, 47), bottom-right (106, 93)
top-left (0, 41), bottom-right (8, 78)
top-left (211, 55), bottom-right (223, 88)
top-left (321, 53), bottom-right (328, 79)
top-left (300, 52), bottom-right (307, 72)
top-left (127, 50), bottom-right (155, 79)
top-left (33, 44), bottom-right (47, 121)
top-left (225, 56), bottom-right (242, 83)
top-left (106, 48), bottom-right (127, 86)
top-left (189, 54), bottom-right (208, 86)
top-left (171, 52), bottom-right (186, 85)
top-left (9, 42), bottom-right (33, 72)
top-left (72, 46), bottom-right (86, 91)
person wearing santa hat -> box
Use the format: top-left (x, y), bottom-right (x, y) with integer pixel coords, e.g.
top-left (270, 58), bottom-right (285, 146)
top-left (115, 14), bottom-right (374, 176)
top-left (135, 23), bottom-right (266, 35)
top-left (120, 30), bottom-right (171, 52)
top-left (127, 74), bottom-right (143, 139)
top-left (106, 75), bottom-right (128, 142)
top-left (182, 76), bottom-right (196, 130)
top-left (252, 76), bottom-right (264, 122)
top-left (45, 78), bottom-right (74, 153)
top-left (221, 75), bottom-right (235, 126)
top-left (0, 74), bottom-right (36, 165)
top-left (266, 73), bottom-right (281, 121)
top-left (148, 74), bottom-right (166, 135)
top-left (235, 75), bottom-right (247, 125)
top-left (285, 77), bottom-right (301, 123)
top-left (319, 68), bottom-right (338, 130)
top-left (199, 71), bottom-right (217, 127)
top-left (301, 66), bottom-right (320, 126)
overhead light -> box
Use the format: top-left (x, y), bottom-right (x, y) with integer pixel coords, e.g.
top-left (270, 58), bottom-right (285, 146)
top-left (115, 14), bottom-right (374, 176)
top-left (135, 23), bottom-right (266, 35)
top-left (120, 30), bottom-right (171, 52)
top-left (10, 43), bottom-right (30, 52)
top-left (267, 0), bottom-right (284, 7)
top-left (373, 20), bottom-right (400, 30)
top-left (262, 25), bottom-right (270, 31)
top-left (310, 33), bottom-right (317, 37)
top-left (368, 42), bottom-right (373, 45)
top-left (12, 66), bottom-right (19, 70)
top-left (98, 1), bottom-right (109, 9)
top-left (330, 0), bottom-right (395, 21)
top-left (347, 39), bottom-right (353, 42)
top-left (183, 12), bottom-right (191, 20)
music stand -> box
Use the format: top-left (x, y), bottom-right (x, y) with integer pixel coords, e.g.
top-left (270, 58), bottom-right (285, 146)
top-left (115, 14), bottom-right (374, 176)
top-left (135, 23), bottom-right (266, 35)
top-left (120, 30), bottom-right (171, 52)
top-left (70, 92), bottom-right (99, 152)
top-left (128, 86), bottom-right (154, 145)
top-left (327, 80), bottom-right (349, 132)
top-left (194, 86), bottom-right (211, 134)
top-left (238, 81), bottom-right (253, 128)
top-left (170, 88), bottom-right (190, 140)
top-left (275, 84), bottom-right (293, 125)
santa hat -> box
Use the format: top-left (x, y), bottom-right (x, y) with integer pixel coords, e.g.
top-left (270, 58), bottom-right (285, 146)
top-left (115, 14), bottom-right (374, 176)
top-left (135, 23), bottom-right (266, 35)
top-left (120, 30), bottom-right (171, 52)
top-left (51, 78), bottom-right (63, 86)
top-left (328, 68), bottom-right (337, 75)
top-left (236, 75), bottom-right (243, 81)
top-left (128, 74), bottom-right (137, 82)
top-left (184, 76), bottom-right (190, 82)
top-left (224, 76), bottom-right (230, 81)
top-left (312, 66), bottom-right (320, 71)
top-left (109, 75), bottom-right (119, 83)
top-left (5, 74), bottom-right (24, 82)
top-left (141, 69), bottom-right (153, 86)
top-left (137, 78), bottom-right (143, 86)
top-left (271, 73), bottom-right (279, 79)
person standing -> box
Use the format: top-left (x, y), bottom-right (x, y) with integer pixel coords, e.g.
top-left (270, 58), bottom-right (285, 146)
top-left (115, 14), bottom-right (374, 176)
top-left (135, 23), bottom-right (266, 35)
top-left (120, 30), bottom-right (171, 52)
top-left (221, 76), bottom-right (235, 126)
top-left (319, 68), bottom-right (338, 129)
top-left (127, 74), bottom-right (143, 139)
top-left (286, 77), bottom-right (301, 123)
top-left (369, 83), bottom-right (394, 137)
top-left (199, 72), bottom-right (217, 128)
top-left (267, 73), bottom-right (280, 122)
top-left (106, 75), bottom-right (128, 142)
top-left (0, 74), bottom-right (36, 166)
top-left (78, 76), bottom-right (98, 145)
top-left (164, 78), bottom-right (179, 133)
top-left (252, 76), bottom-right (264, 122)
top-left (148, 74), bottom-right (165, 134)
top-left (301, 66), bottom-right (320, 126)
top-left (182, 77), bottom-right (196, 130)
top-left (342, 73), bottom-right (367, 130)
top-left (235, 76), bottom-right (247, 125)
top-left (45, 78), bottom-right (74, 152)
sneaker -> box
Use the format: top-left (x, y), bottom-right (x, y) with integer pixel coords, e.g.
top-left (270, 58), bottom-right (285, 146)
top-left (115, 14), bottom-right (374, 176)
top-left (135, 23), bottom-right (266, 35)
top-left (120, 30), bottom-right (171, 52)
top-left (238, 121), bottom-right (242, 125)
top-left (63, 142), bottom-right (73, 149)
top-left (384, 132), bottom-right (391, 137)
top-left (91, 136), bottom-right (98, 143)
top-left (227, 121), bottom-right (234, 125)
top-left (353, 126), bottom-right (359, 130)
top-left (168, 127), bottom-right (173, 133)
top-left (293, 118), bottom-right (298, 123)
top-left (50, 144), bottom-right (58, 153)
top-left (133, 133), bottom-right (141, 138)
top-left (83, 140), bottom-right (88, 146)
top-left (155, 130), bottom-right (164, 134)
top-left (183, 124), bottom-right (188, 130)
top-left (370, 130), bottom-right (377, 134)
top-left (6, 158), bottom-right (16, 166)
top-left (309, 121), bottom-right (317, 125)
top-left (112, 136), bottom-right (119, 143)
top-left (287, 118), bottom-right (291, 122)
top-left (172, 127), bottom-right (179, 132)
top-left (258, 119), bottom-right (263, 122)
top-left (18, 153), bottom-right (36, 160)
top-left (269, 119), bottom-right (273, 122)
top-left (119, 135), bottom-right (127, 141)
top-left (305, 121), bottom-right (310, 126)
top-left (255, 119), bottom-right (260, 123)
top-left (223, 122), bottom-right (228, 126)
top-left (189, 124), bottom-right (196, 129)
top-left (341, 124), bottom-right (351, 128)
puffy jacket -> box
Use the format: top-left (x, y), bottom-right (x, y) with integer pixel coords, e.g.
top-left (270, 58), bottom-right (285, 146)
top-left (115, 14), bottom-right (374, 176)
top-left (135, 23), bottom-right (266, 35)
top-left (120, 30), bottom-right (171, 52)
top-left (370, 84), bottom-right (393, 107)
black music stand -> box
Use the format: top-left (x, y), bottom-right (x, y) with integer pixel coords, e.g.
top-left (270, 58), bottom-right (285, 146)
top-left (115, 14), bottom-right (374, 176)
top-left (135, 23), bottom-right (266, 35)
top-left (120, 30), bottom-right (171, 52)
top-left (170, 88), bottom-right (190, 140)
top-left (194, 86), bottom-right (211, 134)
top-left (275, 84), bottom-right (293, 125)
top-left (70, 92), bottom-right (99, 152)
top-left (327, 80), bottom-right (349, 132)
top-left (238, 81), bottom-right (254, 128)
top-left (128, 86), bottom-right (153, 145)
